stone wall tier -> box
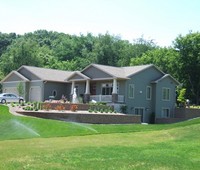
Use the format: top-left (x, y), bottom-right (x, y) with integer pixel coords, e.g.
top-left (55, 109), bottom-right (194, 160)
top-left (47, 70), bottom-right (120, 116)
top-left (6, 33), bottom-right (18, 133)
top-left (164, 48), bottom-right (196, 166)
top-left (17, 111), bottom-right (141, 124)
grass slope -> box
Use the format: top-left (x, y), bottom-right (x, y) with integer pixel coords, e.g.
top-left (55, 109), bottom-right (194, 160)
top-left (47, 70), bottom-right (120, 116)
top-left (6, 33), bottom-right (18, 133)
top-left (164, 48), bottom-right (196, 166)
top-left (1, 105), bottom-right (200, 169)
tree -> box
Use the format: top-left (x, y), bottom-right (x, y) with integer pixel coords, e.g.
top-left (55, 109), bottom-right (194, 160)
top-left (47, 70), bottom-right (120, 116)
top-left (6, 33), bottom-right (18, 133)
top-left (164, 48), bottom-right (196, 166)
top-left (0, 37), bottom-right (43, 74)
top-left (177, 88), bottom-right (186, 107)
top-left (0, 32), bottom-right (17, 57)
top-left (130, 47), bottom-right (179, 78)
top-left (174, 32), bottom-right (200, 104)
top-left (17, 82), bottom-right (24, 97)
top-left (131, 36), bottom-right (157, 58)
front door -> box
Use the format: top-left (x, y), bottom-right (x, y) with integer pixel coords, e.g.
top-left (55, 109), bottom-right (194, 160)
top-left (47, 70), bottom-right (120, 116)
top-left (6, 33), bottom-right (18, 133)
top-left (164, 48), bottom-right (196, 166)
top-left (90, 83), bottom-right (96, 95)
top-left (135, 107), bottom-right (145, 122)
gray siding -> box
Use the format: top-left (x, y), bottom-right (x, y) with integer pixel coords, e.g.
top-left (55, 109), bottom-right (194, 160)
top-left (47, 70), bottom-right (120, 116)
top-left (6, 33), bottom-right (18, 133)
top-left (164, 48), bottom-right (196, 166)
top-left (125, 66), bottom-right (163, 123)
top-left (2, 81), bottom-right (27, 100)
top-left (18, 67), bottom-right (41, 80)
top-left (154, 77), bottom-right (177, 118)
top-left (44, 82), bottom-right (69, 101)
top-left (118, 80), bottom-right (126, 95)
top-left (4, 74), bottom-right (23, 82)
top-left (82, 66), bottom-right (112, 79)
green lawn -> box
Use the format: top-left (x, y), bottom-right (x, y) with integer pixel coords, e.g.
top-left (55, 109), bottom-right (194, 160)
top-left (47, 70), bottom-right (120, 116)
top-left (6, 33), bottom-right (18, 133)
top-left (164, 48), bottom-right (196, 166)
top-left (0, 104), bottom-right (200, 170)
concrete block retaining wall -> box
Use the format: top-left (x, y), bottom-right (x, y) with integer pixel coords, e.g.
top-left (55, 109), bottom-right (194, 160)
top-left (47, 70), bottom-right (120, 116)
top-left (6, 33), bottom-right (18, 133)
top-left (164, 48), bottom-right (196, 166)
top-left (42, 103), bottom-right (90, 110)
top-left (17, 111), bottom-right (141, 124)
top-left (155, 108), bottom-right (200, 124)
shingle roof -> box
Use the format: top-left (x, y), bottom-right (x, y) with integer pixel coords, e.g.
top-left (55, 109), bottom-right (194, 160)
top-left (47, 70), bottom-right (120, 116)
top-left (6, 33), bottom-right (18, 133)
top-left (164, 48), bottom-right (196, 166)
top-left (65, 71), bottom-right (91, 81)
top-left (122, 64), bottom-right (154, 77)
top-left (89, 64), bottom-right (154, 78)
top-left (19, 66), bottom-right (74, 82)
top-left (151, 74), bottom-right (180, 85)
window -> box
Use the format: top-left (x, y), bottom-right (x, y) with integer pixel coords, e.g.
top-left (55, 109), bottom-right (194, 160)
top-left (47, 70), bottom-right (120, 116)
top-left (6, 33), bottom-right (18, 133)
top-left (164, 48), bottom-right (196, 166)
top-left (102, 83), bottom-right (113, 95)
top-left (146, 86), bottom-right (152, 100)
top-left (162, 88), bottom-right (170, 101)
top-left (162, 108), bottom-right (170, 118)
top-left (101, 82), bottom-right (119, 95)
top-left (128, 84), bottom-right (134, 98)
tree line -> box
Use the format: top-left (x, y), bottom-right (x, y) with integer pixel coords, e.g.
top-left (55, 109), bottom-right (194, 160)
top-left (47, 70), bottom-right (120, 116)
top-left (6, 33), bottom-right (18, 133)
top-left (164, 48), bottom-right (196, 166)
top-left (0, 30), bottom-right (200, 104)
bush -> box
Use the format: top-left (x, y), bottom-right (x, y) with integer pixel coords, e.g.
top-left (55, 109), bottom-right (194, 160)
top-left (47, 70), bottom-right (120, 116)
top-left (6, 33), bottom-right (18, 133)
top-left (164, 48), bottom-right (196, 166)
top-left (120, 105), bottom-right (127, 114)
top-left (89, 103), bottom-right (115, 113)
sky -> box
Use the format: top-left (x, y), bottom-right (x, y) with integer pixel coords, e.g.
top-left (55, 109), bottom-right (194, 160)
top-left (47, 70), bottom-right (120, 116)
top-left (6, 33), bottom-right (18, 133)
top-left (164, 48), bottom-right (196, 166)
top-left (0, 0), bottom-right (200, 47)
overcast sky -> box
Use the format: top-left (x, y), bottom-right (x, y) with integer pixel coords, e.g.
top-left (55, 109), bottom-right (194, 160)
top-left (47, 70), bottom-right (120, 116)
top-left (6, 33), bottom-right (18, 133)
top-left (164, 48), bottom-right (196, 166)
top-left (0, 0), bottom-right (199, 47)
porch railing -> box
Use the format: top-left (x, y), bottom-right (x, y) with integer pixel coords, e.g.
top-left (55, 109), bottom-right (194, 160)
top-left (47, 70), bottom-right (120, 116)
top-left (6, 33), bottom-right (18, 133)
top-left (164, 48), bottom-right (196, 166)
top-left (90, 95), bottom-right (124, 103)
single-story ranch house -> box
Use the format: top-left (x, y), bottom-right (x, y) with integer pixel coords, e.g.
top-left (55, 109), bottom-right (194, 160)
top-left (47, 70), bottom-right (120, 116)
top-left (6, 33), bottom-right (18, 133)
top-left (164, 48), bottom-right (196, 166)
top-left (1, 64), bottom-right (179, 123)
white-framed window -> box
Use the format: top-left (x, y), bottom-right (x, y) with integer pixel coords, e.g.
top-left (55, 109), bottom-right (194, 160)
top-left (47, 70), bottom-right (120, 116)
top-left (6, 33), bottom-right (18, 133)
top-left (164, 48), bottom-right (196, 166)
top-left (128, 84), bottom-right (134, 98)
top-left (101, 83), bottom-right (119, 95)
top-left (162, 87), bottom-right (170, 101)
top-left (102, 83), bottom-right (113, 95)
top-left (146, 86), bottom-right (152, 100)
top-left (162, 108), bottom-right (170, 118)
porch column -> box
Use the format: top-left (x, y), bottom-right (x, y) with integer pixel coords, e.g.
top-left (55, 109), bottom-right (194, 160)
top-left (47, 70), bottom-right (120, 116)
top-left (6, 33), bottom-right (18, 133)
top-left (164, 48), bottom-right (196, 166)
top-left (84, 80), bottom-right (90, 103)
top-left (112, 78), bottom-right (118, 103)
top-left (70, 81), bottom-right (75, 102)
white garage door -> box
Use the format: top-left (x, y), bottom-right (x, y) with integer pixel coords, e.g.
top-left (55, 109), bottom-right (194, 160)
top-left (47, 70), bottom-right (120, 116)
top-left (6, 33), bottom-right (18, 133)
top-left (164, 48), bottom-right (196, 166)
top-left (29, 86), bottom-right (42, 102)
top-left (4, 87), bottom-right (18, 95)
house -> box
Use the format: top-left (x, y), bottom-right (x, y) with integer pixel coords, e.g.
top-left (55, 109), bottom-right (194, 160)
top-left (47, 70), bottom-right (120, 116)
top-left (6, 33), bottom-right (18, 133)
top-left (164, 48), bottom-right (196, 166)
top-left (1, 64), bottom-right (179, 123)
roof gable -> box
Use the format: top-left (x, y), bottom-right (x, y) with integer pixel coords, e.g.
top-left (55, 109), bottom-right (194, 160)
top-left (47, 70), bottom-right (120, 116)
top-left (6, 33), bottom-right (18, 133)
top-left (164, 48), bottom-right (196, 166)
top-left (18, 65), bottom-right (74, 82)
top-left (152, 74), bottom-right (180, 85)
top-left (1, 71), bottom-right (29, 83)
top-left (81, 64), bottom-right (116, 80)
top-left (122, 64), bottom-right (156, 77)
top-left (66, 71), bottom-right (90, 81)
top-left (81, 64), bottom-right (158, 80)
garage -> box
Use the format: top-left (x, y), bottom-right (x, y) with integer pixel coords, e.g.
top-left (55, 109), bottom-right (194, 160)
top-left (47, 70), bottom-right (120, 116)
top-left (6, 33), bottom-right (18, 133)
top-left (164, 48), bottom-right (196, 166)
top-left (29, 86), bottom-right (42, 102)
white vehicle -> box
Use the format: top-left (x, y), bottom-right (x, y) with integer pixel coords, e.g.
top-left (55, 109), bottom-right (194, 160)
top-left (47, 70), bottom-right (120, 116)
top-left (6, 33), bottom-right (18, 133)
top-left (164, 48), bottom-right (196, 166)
top-left (0, 93), bottom-right (24, 104)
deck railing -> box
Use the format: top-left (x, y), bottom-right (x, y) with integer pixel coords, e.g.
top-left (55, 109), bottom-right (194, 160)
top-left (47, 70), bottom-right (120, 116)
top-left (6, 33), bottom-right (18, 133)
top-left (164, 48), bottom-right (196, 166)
top-left (90, 95), bottom-right (124, 103)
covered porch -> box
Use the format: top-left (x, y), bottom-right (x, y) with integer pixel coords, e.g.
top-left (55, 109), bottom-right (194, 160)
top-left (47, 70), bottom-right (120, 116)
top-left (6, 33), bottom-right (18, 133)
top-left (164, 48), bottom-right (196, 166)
top-left (66, 71), bottom-right (125, 103)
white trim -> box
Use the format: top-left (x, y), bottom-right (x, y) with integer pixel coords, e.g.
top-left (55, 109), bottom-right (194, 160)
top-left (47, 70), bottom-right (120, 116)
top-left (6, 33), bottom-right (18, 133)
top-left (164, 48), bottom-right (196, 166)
top-left (112, 78), bottom-right (118, 94)
top-left (162, 107), bottom-right (170, 118)
top-left (128, 84), bottom-right (134, 99)
top-left (2, 81), bottom-right (27, 84)
top-left (30, 80), bottom-right (44, 83)
top-left (146, 86), bottom-right (152, 100)
top-left (162, 87), bottom-right (170, 101)
top-left (85, 80), bottom-right (90, 94)
top-left (71, 81), bottom-right (75, 94)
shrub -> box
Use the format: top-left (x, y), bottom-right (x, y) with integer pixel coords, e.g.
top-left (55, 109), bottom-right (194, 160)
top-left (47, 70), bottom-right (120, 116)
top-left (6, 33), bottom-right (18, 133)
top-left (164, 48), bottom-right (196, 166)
top-left (11, 102), bottom-right (15, 107)
top-left (120, 105), bottom-right (127, 114)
